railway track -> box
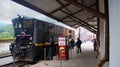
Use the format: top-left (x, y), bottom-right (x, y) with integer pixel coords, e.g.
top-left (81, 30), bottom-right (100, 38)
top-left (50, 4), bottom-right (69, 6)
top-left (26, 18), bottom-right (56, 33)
top-left (0, 41), bottom-right (30, 67)
top-left (1, 61), bottom-right (29, 67)
top-left (0, 54), bottom-right (31, 67)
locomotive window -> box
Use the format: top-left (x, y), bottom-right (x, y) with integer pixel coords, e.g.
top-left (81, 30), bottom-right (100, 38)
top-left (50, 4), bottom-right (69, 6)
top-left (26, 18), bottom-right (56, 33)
top-left (69, 30), bottom-right (72, 33)
top-left (37, 22), bottom-right (41, 28)
top-left (22, 20), bottom-right (33, 28)
top-left (14, 21), bottom-right (22, 28)
top-left (42, 23), bottom-right (45, 27)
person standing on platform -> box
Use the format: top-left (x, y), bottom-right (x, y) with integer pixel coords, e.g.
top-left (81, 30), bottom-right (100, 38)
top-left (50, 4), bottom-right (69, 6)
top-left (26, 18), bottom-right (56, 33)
top-left (93, 38), bottom-right (97, 51)
top-left (70, 39), bottom-right (75, 49)
top-left (47, 37), bottom-right (54, 60)
top-left (76, 38), bottom-right (82, 53)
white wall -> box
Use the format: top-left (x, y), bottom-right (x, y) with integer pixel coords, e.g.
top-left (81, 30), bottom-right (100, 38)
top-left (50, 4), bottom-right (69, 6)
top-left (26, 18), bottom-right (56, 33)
top-left (99, 0), bottom-right (109, 67)
top-left (109, 0), bottom-right (120, 67)
top-left (103, 62), bottom-right (109, 67)
top-left (99, 0), bottom-right (106, 62)
top-left (99, 18), bottom-right (105, 60)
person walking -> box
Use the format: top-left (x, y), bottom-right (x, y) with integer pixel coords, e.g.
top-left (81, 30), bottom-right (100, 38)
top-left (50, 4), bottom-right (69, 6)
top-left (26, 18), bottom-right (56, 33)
top-left (76, 38), bottom-right (82, 53)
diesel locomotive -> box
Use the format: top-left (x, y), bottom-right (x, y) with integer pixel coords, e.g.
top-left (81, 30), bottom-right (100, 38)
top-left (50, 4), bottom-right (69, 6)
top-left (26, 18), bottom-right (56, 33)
top-left (10, 16), bottom-right (74, 62)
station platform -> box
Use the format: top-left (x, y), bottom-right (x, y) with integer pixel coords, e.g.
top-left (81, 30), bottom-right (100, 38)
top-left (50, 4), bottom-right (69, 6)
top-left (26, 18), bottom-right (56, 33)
top-left (29, 41), bottom-right (98, 67)
top-left (0, 41), bottom-right (97, 67)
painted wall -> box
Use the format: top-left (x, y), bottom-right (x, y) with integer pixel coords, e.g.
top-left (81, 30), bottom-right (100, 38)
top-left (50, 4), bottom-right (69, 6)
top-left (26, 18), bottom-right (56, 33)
top-left (109, 0), bottom-right (120, 67)
top-left (99, 0), bottom-right (109, 67)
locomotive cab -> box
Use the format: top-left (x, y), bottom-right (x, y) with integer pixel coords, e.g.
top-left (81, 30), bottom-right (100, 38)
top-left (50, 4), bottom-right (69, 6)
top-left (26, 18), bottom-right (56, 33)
top-left (10, 16), bottom-right (35, 61)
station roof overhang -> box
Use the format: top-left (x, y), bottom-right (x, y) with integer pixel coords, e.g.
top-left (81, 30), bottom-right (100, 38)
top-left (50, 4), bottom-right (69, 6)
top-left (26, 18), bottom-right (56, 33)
top-left (12, 0), bottom-right (107, 34)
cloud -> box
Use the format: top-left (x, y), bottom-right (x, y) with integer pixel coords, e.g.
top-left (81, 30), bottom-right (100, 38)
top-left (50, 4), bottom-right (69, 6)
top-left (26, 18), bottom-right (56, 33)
top-left (0, 0), bottom-right (47, 24)
top-left (0, 0), bottom-right (74, 30)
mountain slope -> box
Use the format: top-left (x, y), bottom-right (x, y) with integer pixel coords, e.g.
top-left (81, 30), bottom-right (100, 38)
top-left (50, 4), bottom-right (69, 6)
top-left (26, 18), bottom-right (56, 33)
top-left (0, 23), bottom-right (9, 27)
top-left (0, 24), bottom-right (14, 40)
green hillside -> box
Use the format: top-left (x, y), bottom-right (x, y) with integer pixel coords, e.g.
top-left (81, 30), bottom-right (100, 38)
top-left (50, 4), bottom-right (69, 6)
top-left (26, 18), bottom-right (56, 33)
top-left (0, 24), bottom-right (14, 40)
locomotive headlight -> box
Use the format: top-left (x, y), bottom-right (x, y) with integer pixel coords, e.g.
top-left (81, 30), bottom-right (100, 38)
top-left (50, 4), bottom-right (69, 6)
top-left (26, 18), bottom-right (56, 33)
top-left (29, 37), bottom-right (33, 44)
top-left (14, 37), bottom-right (16, 40)
top-left (30, 37), bottom-right (33, 40)
top-left (29, 42), bottom-right (32, 44)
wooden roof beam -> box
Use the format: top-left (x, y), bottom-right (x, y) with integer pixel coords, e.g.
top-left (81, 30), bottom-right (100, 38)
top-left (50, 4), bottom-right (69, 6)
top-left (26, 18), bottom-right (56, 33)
top-left (61, 3), bottom-right (96, 20)
top-left (61, 9), bottom-right (97, 30)
top-left (74, 16), bottom-right (97, 30)
top-left (71, 21), bottom-right (97, 34)
top-left (72, 22), bottom-right (97, 34)
top-left (68, 15), bottom-right (97, 34)
top-left (61, 9), bottom-right (83, 20)
top-left (49, 3), bottom-right (70, 14)
top-left (84, 16), bottom-right (96, 22)
top-left (56, 0), bottom-right (73, 14)
top-left (64, 0), bottom-right (107, 20)
top-left (12, 0), bottom-right (62, 22)
top-left (63, 21), bottom-right (76, 22)
top-left (83, 27), bottom-right (97, 34)
top-left (56, 0), bottom-right (64, 5)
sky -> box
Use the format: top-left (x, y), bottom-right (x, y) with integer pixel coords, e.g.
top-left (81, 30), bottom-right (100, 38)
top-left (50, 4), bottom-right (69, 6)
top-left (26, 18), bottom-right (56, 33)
top-left (0, 0), bottom-right (76, 30)
top-left (0, 0), bottom-right (50, 24)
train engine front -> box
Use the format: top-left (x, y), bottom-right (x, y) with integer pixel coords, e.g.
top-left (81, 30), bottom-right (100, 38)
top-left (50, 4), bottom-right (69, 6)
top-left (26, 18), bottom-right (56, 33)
top-left (10, 16), bottom-right (35, 61)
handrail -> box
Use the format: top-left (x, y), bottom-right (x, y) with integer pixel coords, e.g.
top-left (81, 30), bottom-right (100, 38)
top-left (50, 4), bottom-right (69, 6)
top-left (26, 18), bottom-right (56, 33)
top-left (0, 54), bottom-right (12, 58)
top-left (0, 40), bottom-right (13, 43)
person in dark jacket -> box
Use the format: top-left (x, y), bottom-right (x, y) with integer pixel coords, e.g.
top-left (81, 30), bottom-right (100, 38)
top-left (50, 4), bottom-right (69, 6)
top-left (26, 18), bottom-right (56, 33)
top-left (47, 37), bottom-right (54, 60)
top-left (70, 39), bottom-right (75, 49)
top-left (93, 38), bottom-right (97, 51)
top-left (76, 38), bottom-right (82, 53)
